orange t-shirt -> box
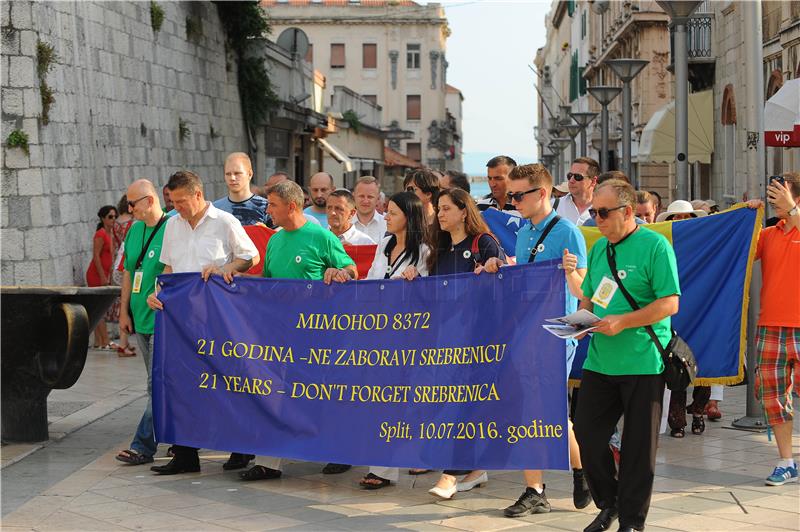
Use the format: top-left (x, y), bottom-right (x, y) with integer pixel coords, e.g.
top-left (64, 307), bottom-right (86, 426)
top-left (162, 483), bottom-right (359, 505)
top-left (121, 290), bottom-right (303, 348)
top-left (756, 220), bottom-right (800, 327)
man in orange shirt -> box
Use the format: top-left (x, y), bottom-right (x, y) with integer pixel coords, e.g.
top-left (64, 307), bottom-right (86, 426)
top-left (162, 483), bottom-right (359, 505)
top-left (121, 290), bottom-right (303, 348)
top-left (747, 171), bottom-right (800, 486)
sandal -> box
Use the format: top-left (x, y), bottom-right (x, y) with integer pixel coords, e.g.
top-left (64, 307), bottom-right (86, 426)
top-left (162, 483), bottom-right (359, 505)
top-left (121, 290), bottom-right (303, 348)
top-left (705, 402), bottom-right (722, 421)
top-left (670, 428), bottom-right (685, 438)
top-left (691, 415), bottom-right (705, 435)
top-left (238, 465), bottom-right (282, 481)
top-left (115, 344), bottom-right (137, 357)
top-left (408, 468), bottom-right (432, 475)
top-left (359, 472), bottom-right (391, 490)
top-left (115, 449), bottom-right (154, 465)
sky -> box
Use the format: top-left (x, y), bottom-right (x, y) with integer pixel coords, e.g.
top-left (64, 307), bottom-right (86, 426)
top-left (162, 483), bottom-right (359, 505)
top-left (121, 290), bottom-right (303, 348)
top-left (443, 1), bottom-right (551, 175)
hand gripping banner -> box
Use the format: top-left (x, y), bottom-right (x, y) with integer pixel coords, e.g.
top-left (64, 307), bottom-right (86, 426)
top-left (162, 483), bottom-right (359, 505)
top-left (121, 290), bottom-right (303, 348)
top-left (153, 261), bottom-right (569, 470)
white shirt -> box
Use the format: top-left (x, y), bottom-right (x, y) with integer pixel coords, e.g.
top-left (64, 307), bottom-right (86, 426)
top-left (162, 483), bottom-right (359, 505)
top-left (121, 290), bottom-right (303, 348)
top-left (332, 224), bottom-right (375, 246)
top-left (556, 193), bottom-right (592, 226)
top-left (366, 235), bottom-right (430, 279)
top-left (352, 211), bottom-right (387, 245)
top-left (160, 202), bottom-right (259, 273)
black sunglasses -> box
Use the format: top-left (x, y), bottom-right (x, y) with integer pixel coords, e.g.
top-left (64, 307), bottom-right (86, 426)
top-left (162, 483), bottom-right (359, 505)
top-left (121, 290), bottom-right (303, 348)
top-left (405, 186), bottom-right (418, 193)
top-left (127, 195), bottom-right (150, 208)
top-left (507, 187), bottom-right (542, 203)
top-left (105, 214), bottom-right (117, 219)
top-left (589, 205), bottom-right (626, 220)
top-left (566, 172), bottom-right (588, 182)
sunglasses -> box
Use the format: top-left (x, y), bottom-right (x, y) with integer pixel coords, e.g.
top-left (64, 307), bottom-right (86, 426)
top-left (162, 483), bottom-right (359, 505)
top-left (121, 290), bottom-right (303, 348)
top-left (507, 187), bottom-right (541, 203)
top-left (566, 172), bottom-right (588, 182)
top-left (405, 186), bottom-right (418, 193)
top-left (105, 214), bottom-right (117, 219)
top-left (588, 205), bottom-right (626, 220)
top-left (127, 195), bottom-right (150, 208)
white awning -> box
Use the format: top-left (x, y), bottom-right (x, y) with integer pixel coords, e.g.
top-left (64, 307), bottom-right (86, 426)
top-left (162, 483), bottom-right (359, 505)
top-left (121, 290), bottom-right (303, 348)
top-left (317, 138), bottom-right (353, 172)
top-left (638, 90), bottom-right (714, 165)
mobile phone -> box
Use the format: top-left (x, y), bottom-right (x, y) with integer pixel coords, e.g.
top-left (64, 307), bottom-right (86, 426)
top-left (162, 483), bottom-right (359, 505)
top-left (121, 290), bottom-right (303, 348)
top-left (770, 175), bottom-right (785, 186)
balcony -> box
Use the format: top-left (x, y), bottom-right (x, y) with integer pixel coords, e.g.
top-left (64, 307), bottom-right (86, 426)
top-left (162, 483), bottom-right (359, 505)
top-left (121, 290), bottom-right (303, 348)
top-left (669, 13), bottom-right (715, 91)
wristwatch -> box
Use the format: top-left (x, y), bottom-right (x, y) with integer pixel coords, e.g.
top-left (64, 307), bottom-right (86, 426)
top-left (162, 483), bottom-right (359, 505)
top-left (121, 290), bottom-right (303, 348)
top-left (790, 204), bottom-right (799, 217)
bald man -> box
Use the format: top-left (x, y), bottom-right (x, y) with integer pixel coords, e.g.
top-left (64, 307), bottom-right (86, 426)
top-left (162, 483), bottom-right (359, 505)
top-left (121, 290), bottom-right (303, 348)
top-left (303, 172), bottom-right (334, 226)
top-left (116, 179), bottom-right (170, 466)
top-left (213, 152), bottom-right (269, 226)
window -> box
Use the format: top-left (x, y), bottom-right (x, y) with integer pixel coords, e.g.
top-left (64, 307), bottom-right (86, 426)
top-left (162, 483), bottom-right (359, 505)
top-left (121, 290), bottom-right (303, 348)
top-left (305, 43), bottom-right (313, 63)
top-left (330, 43), bottom-right (345, 68)
top-left (581, 10), bottom-right (587, 39)
top-left (362, 43), bottom-right (377, 69)
top-left (569, 51), bottom-right (579, 102)
top-left (723, 125), bottom-right (736, 198)
top-left (406, 95), bottom-right (421, 120)
top-left (363, 95), bottom-right (377, 105)
top-left (406, 43), bottom-right (421, 69)
top-left (406, 142), bottom-right (421, 162)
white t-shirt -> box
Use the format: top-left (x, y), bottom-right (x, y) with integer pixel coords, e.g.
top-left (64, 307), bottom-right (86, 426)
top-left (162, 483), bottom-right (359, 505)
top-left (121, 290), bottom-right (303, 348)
top-left (160, 202), bottom-right (258, 272)
top-left (367, 235), bottom-right (430, 279)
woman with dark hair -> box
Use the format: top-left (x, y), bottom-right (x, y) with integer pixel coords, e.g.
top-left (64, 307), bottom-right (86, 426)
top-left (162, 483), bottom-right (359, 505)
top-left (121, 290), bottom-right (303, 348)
top-left (107, 194), bottom-right (136, 356)
top-left (360, 192), bottom-right (431, 490)
top-left (86, 205), bottom-right (118, 349)
top-left (365, 191), bottom-right (430, 280)
top-left (426, 188), bottom-right (504, 499)
top-left (403, 168), bottom-right (440, 226)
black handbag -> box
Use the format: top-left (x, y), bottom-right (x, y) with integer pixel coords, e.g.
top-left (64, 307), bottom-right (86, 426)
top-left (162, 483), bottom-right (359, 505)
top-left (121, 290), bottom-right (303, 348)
top-left (605, 239), bottom-right (697, 391)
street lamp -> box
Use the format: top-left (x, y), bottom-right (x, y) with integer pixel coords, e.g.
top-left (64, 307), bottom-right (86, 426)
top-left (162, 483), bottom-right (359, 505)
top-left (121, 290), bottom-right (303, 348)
top-left (569, 111), bottom-right (598, 157)
top-left (550, 137), bottom-right (572, 180)
top-left (587, 86), bottom-right (622, 172)
top-left (559, 105), bottom-right (573, 122)
top-left (562, 123), bottom-right (582, 162)
top-left (541, 154), bottom-right (556, 175)
top-left (605, 59), bottom-right (649, 187)
top-left (656, 0), bottom-right (703, 199)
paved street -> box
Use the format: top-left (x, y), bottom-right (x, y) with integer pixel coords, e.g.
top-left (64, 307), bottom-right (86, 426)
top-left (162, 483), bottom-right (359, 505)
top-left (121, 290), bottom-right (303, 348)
top-left (1, 350), bottom-right (798, 531)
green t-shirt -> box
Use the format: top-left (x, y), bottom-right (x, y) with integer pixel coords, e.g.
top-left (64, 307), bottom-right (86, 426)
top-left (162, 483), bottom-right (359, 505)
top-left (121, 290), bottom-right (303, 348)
top-left (581, 226), bottom-right (680, 376)
top-left (123, 218), bottom-right (168, 335)
top-left (263, 221), bottom-right (354, 280)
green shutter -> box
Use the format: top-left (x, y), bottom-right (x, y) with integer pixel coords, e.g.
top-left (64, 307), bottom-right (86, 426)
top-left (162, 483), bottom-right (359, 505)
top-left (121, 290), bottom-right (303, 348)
top-left (570, 51), bottom-right (579, 102)
top-left (579, 65), bottom-right (587, 96)
top-left (567, 0), bottom-right (575, 17)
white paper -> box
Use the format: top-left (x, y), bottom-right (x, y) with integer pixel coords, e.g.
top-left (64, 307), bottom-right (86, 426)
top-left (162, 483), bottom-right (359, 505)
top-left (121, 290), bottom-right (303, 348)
top-left (544, 309), bottom-right (601, 328)
top-left (542, 323), bottom-right (598, 339)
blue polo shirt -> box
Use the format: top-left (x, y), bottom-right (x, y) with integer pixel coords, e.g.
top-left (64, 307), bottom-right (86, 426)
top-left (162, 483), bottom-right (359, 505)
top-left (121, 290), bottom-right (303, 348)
top-left (516, 209), bottom-right (588, 374)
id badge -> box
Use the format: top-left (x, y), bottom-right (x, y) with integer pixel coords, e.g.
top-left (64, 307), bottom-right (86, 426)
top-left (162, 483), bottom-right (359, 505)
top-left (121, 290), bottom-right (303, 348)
top-left (591, 276), bottom-right (618, 309)
top-left (132, 271), bottom-right (144, 294)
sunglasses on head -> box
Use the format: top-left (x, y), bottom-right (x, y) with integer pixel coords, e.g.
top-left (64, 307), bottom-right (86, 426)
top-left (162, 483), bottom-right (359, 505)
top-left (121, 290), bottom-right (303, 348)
top-left (566, 172), bottom-right (588, 182)
top-left (588, 205), bottom-right (626, 220)
top-left (507, 187), bottom-right (541, 203)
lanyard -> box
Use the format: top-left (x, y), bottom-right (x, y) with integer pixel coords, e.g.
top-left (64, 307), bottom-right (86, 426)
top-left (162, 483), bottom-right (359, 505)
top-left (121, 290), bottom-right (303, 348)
top-left (135, 216), bottom-right (167, 270)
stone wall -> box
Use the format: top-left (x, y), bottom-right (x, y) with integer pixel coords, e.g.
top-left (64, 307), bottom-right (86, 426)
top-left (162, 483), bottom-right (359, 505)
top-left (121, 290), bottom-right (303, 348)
top-left (1, 1), bottom-right (248, 286)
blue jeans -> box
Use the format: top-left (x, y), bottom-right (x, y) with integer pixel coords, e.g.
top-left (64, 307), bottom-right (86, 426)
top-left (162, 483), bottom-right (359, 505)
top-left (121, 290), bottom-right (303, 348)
top-left (129, 333), bottom-right (157, 458)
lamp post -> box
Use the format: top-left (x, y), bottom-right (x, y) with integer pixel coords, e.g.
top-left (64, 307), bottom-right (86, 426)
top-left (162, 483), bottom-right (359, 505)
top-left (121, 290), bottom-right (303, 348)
top-left (550, 137), bottom-right (573, 180)
top-left (656, 0), bottom-right (702, 200)
top-left (541, 154), bottom-right (556, 175)
top-left (605, 59), bottom-right (649, 187)
top-left (547, 142), bottom-right (563, 183)
top-left (587, 86), bottom-right (622, 172)
top-left (569, 111), bottom-right (598, 157)
top-left (562, 123), bottom-right (582, 162)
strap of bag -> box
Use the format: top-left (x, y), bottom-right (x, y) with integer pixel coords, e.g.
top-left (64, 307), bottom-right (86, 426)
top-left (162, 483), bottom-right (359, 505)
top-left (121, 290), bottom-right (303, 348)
top-left (527, 215), bottom-right (562, 264)
top-left (134, 215), bottom-right (167, 270)
top-left (604, 235), bottom-right (669, 359)
top-left (470, 232), bottom-right (502, 265)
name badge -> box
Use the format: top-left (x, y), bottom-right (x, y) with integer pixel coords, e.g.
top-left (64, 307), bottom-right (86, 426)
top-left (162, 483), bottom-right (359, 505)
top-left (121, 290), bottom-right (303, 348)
top-left (591, 276), bottom-right (618, 309)
top-left (132, 271), bottom-right (144, 294)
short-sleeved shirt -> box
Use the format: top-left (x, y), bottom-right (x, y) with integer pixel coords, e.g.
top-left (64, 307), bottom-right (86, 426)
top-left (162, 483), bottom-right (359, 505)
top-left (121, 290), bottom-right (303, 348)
top-left (516, 210), bottom-right (588, 373)
top-left (262, 221), bottom-right (354, 280)
top-left (123, 218), bottom-right (168, 334)
top-left (756, 220), bottom-right (800, 327)
top-left (213, 194), bottom-right (269, 227)
top-left (581, 226), bottom-right (680, 376)
top-left (556, 194), bottom-right (592, 226)
top-left (430, 234), bottom-right (505, 276)
top-left (303, 207), bottom-right (328, 227)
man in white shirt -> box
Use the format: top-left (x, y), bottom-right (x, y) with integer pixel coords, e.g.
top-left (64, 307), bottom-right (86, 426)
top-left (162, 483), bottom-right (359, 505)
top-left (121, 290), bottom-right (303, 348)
top-left (146, 170), bottom-right (259, 475)
top-left (327, 189), bottom-right (375, 245)
top-left (351, 176), bottom-right (387, 244)
top-left (556, 157), bottom-right (600, 226)
top-left (303, 172), bottom-right (334, 226)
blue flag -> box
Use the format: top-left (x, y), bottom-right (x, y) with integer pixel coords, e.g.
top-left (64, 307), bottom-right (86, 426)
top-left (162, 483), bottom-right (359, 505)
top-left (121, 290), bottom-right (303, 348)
top-left (481, 208), bottom-right (528, 258)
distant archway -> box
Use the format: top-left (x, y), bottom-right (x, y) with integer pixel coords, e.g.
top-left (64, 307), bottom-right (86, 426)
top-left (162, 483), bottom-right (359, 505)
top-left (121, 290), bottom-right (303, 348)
top-left (766, 69), bottom-right (783, 98)
top-left (721, 84), bottom-right (736, 125)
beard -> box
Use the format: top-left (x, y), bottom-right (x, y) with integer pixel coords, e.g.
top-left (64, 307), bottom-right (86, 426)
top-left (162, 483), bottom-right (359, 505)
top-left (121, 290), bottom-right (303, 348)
top-left (313, 197), bottom-right (327, 208)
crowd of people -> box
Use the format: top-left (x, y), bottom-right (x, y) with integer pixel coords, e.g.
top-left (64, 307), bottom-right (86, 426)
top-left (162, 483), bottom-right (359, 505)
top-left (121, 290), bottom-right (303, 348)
top-left (91, 150), bottom-right (799, 532)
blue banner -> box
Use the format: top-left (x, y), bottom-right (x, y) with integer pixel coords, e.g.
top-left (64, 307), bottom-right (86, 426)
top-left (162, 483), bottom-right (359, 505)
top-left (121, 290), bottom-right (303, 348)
top-left (153, 261), bottom-right (569, 470)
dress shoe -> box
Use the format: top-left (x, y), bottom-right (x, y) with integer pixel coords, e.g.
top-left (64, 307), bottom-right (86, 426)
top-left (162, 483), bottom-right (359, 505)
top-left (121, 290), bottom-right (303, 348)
top-left (428, 483), bottom-right (457, 500)
top-left (322, 463), bottom-right (351, 474)
top-left (223, 453), bottom-right (255, 471)
top-left (617, 526), bottom-right (642, 532)
top-left (150, 458), bottom-right (200, 475)
top-left (456, 471), bottom-right (488, 492)
top-left (573, 468), bottom-right (592, 509)
top-left (583, 507), bottom-right (618, 532)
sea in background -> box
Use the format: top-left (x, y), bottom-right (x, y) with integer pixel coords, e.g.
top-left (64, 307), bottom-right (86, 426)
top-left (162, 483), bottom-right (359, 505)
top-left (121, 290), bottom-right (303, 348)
top-left (470, 179), bottom-right (489, 199)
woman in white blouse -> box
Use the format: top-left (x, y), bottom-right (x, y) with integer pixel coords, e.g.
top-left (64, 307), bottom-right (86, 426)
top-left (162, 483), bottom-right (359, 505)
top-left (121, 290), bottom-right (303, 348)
top-left (360, 192), bottom-right (430, 489)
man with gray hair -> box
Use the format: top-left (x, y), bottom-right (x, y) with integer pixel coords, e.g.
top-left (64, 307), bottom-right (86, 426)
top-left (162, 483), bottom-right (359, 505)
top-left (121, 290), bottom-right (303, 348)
top-left (327, 189), bottom-right (375, 245)
top-left (239, 179), bottom-right (357, 481)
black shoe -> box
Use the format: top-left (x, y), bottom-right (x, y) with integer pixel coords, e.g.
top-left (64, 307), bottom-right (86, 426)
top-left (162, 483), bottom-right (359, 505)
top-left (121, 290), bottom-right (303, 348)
top-left (617, 527), bottom-right (642, 532)
top-left (503, 486), bottom-right (551, 517)
top-left (584, 508), bottom-right (619, 532)
top-left (223, 453), bottom-right (255, 471)
top-left (322, 463), bottom-right (351, 474)
top-left (238, 465), bottom-right (282, 481)
top-left (573, 468), bottom-right (591, 509)
top-left (150, 457), bottom-right (200, 475)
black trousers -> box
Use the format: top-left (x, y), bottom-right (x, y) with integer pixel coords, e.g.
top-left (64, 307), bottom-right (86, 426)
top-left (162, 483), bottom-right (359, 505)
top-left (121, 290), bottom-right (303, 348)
top-left (668, 385), bottom-right (711, 430)
top-left (574, 370), bottom-right (665, 530)
top-left (172, 445), bottom-right (249, 465)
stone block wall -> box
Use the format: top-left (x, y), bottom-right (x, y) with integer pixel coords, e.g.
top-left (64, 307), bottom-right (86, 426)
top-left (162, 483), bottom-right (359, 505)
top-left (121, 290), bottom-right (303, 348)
top-left (1, 1), bottom-right (247, 286)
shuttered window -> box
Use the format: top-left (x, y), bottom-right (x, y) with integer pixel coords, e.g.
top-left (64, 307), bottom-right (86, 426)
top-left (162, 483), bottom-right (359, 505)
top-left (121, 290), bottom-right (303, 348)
top-left (407, 95), bottom-right (421, 120)
top-left (331, 43), bottom-right (345, 68)
top-left (406, 142), bottom-right (421, 162)
top-left (363, 43), bottom-right (377, 69)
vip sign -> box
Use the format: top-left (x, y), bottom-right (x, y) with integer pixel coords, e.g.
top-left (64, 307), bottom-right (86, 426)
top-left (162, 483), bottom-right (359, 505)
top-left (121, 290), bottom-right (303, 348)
top-left (764, 126), bottom-right (800, 147)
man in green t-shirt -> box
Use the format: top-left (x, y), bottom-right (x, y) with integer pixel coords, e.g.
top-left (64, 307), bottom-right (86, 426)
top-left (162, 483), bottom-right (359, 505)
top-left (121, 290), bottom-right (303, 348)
top-left (240, 180), bottom-right (357, 482)
top-left (116, 179), bottom-right (170, 466)
top-left (573, 179), bottom-right (680, 532)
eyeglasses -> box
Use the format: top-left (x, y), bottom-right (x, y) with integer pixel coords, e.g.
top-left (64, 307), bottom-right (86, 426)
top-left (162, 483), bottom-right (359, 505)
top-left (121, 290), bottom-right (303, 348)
top-left (566, 172), bottom-right (588, 182)
top-left (127, 195), bottom-right (150, 208)
top-left (105, 214), bottom-right (117, 219)
top-left (588, 205), bottom-right (626, 220)
top-left (507, 187), bottom-right (542, 203)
